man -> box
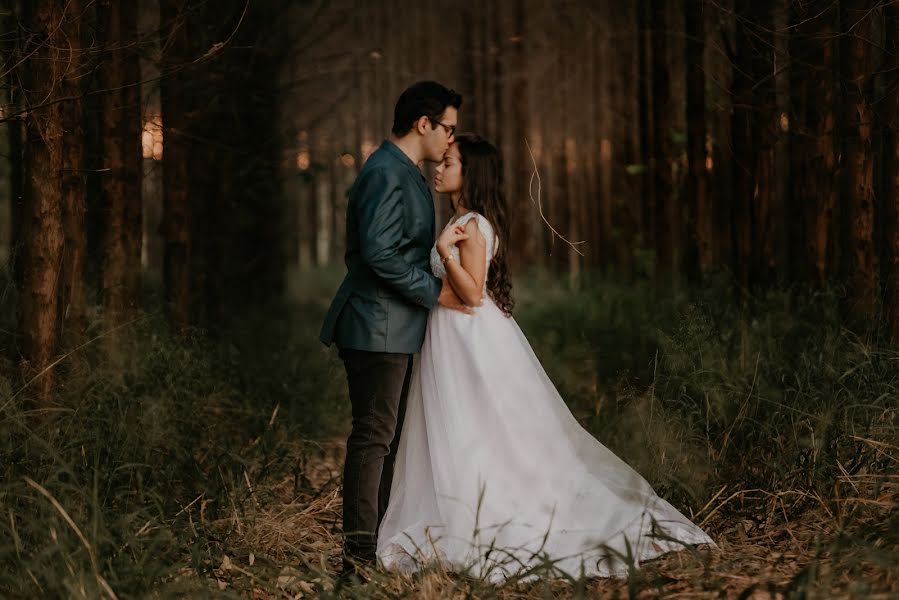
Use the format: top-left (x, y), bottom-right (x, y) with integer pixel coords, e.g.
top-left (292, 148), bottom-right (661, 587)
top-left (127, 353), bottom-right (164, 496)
top-left (319, 81), bottom-right (470, 576)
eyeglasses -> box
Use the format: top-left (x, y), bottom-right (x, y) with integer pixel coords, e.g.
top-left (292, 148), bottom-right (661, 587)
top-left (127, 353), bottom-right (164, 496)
top-left (428, 117), bottom-right (456, 138)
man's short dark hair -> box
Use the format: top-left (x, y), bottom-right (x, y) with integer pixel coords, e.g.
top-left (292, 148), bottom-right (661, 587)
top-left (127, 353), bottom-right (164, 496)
top-left (391, 81), bottom-right (463, 137)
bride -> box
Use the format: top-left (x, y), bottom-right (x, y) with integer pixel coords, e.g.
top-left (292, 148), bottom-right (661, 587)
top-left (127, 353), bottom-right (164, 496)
top-left (376, 133), bottom-right (715, 581)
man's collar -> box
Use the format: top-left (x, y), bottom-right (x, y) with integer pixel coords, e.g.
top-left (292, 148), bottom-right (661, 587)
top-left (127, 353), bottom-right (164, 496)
top-left (382, 139), bottom-right (424, 178)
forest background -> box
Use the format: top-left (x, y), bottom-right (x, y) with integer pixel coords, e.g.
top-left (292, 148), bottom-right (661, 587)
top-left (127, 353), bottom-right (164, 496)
top-left (0, 0), bottom-right (897, 597)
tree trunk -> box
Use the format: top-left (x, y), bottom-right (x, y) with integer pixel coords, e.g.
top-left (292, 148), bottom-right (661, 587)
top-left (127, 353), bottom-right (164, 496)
top-left (100, 1), bottom-right (143, 325)
top-left (637, 0), bottom-right (655, 256)
top-left (508, 0), bottom-right (531, 268)
top-left (491, 2), bottom-right (504, 153)
top-left (731, 0), bottom-right (754, 292)
top-left (595, 4), bottom-right (612, 269)
top-left (7, 98), bottom-right (25, 290)
top-left (297, 172), bottom-right (314, 269)
top-left (4, 1), bottom-right (25, 287)
top-left (731, 0), bottom-right (772, 292)
top-left (330, 154), bottom-right (341, 262)
top-left (790, 2), bottom-right (838, 286)
top-left (884, 1), bottom-right (899, 342)
top-left (136, 0), bottom-right (164, 290)
top-left (18, 0), bottom-right (72, 405)
top-left (583, 25), bottom-right (600, 272)
top-left (650, 1), bottom-right (674, 279)
top-left (57, 0), bottom-right (87, 345)
top-left (211, 0), bottom-right (286, 311)
top-left (461, 6), bottom-right (480, 131)
top-left (566, 139), bottom-right (581, 288)
top-left (841, 1), bottom-right (878, 322)
top-left (751, 5), bottom-right (777, 284)
top-left (704, 0), bottom-right (735, 277)
top-left (771, 1), bottom-right (791, 285)
top-left (160, 0), bottom-right (194, 325)
top-left (316, 166), bottom-right (332, 266)
top-left (609, 1), bottom-right (640, 277)
top-left (683, 0), bottom-right (710, 282)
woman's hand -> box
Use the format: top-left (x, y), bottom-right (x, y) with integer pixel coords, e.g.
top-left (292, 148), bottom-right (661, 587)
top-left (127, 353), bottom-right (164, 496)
top-left (437, 224), bottom-right (469, 258)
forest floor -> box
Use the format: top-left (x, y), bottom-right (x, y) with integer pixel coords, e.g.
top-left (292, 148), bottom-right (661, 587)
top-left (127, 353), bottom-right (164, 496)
top-left (2, 270), bottom-right (897, 598)
top-left (193, 436), bottom-right (897, 600)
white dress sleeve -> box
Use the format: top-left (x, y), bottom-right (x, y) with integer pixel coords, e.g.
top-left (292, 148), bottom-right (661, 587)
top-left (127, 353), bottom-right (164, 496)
top-left (430, 211), bottom-right (497, 281)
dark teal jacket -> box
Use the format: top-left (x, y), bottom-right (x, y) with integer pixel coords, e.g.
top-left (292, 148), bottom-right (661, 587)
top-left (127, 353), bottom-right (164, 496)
top-left (319, 140), bottom-right (442, 354)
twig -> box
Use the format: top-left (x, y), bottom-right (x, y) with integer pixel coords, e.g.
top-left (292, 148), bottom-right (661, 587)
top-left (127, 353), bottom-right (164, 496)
top-left (695, 484), bottom-right (729, 519)
top-left (2, 313), bottom-right (151, 413)
top-left (23, 476), bottom-right (118, 599)
top-left (699, 488), bottom-right (763, 527)
top-left (524, 138), bottom-right (586, 257)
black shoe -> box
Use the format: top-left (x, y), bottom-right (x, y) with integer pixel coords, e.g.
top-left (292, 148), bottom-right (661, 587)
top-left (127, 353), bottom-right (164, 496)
top-left (337, 558), bottom-right (373, 590)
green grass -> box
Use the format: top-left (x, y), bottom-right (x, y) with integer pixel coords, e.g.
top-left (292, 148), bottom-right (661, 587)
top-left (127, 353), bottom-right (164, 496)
top-left (0, 267), bottom-right (896, 598)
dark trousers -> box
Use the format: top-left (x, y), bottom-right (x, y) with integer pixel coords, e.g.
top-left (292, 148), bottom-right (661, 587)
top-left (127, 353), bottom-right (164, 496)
top-left (338, 347), bottom-right (413, 571)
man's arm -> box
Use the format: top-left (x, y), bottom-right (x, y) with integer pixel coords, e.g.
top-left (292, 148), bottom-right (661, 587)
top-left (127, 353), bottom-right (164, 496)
top-left (356, 168), bottom-right (442, 308)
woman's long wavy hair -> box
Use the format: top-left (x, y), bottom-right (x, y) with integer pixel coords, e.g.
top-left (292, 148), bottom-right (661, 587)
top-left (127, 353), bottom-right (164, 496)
top-left (454, 133), bottom-right (514, 316)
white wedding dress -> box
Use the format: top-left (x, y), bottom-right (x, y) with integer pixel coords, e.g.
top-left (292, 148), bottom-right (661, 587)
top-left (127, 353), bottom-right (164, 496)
top-left (376, 212), bottom-right (715, 581)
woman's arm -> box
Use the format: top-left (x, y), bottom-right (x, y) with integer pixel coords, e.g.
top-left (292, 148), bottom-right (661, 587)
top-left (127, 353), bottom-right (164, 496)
top-left (437, 218), bottom-right (487, 306)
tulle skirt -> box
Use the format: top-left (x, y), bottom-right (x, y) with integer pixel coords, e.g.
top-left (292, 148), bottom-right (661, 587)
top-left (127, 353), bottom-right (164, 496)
top-left (376, 298), bottom-right (715, 581)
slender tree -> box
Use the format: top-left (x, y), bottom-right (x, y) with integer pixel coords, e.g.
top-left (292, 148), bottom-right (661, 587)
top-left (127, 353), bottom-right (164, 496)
top-left (160, 0), bottom-right (195, 325)
top-left (842, 1), bottom-right (878, 320)
top-left (885, 1), bottom-right (899, 342)
top-left (637, 0), bottom-right (655, 256)
top-left (57, 0), bottom-right (88, 343)
top-left (610, 1), bottom-right (640, 277)
top-left (790, 1), bottom-right (839, 285)
top-left (650, 1), bottom-right (674, 278)
top-left (99, 1), bottom-right (143, 325)
top-left (595, 3), bottom-right (613, 269)
top-left (683, 0), bottom-right (710, 281)
top-left (3, 2), bottom-right (25, 287)
top-left (707, 0), bottom-right (736, 279)
top-left (731, 0), bottom-right (773, 291)
top-left (17, 0), bottom-right (77, 404)
top-left (508, 0), bottom-right (532, 267)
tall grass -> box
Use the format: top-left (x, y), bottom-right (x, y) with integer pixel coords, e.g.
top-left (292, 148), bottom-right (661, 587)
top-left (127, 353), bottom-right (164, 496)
top-left (0, 266), bottom-right (895, 597)
top-left (0, 275), bottom-right (347, 597)
top-left (515, 271), bottom-right (897, 596)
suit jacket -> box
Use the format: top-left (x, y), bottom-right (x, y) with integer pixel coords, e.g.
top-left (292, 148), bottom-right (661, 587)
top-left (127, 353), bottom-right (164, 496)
top-left (319, 140), bottom-right (442, 354)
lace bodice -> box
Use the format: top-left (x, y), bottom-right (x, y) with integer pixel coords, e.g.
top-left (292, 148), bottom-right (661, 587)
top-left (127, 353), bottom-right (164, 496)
top-left (430, 212), bottom-right (497, 281)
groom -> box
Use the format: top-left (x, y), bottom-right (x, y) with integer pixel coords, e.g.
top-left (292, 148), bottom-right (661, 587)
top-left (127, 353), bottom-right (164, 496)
top-left (320, 81), bottom-right (469, 575)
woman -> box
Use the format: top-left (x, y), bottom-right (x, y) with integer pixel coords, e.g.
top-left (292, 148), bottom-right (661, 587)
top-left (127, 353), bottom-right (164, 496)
top-left (376, 133), bottom-right (714, 581)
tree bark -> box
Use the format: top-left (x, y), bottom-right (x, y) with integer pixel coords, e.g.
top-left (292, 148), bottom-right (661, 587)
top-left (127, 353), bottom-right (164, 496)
top-left (595, 3), bottom-right (613, 269)
top-left (160, 0), bottom-right (194, 326)
top-left (638, 0), bottom-right (655, 256)
top-left (841, 1), bottom-right (878, 321)
top-left (731, 0), bottom-right (754, 292)
top-left (610, 1), bottom-right (640, 277)
top-left (731, 0), bottom-right (772, 291)
top-left (790, 2), bottom-right (839, 286)
top-left (884, 1), bottom-right (899, 342)
top-left (707, 0), bottom-right (735, 278)
top-left (18, 0), bottom-right (73, 405)
top-left (57, 0), bottom-right (88, 345)
top-left (7, 99), bottom-right (25, 290)
top-left (508, 0), bottom-right (532, 268)
top-left (461, 6), bottom-right (480, 132)
top-left (4, 2), bottom-right (25, 288)
top-left (650, 1), bottom-right (674, 279)
top-left (100, 1), bottom-right (144, 325)
top-left (683, 0), bottom-right (710, 282)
